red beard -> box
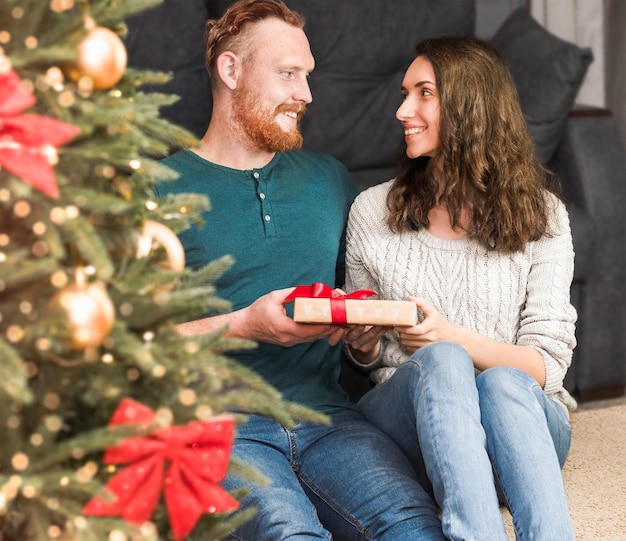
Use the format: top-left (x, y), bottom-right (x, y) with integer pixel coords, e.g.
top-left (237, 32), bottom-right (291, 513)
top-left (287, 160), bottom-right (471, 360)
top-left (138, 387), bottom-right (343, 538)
top-left (232, 86), bottom-right (305, 153)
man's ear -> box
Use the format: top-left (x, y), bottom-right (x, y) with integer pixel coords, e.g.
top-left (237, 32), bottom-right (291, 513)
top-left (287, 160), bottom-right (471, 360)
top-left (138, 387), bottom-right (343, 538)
top-left (216, 51), bottom-right (240, 90)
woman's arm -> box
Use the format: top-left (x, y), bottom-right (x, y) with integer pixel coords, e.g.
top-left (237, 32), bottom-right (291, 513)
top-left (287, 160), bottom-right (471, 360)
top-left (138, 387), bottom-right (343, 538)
top-left (395, 198), bottom-right (577, 389)
top-left (396, 296), bottom-right (547, 385)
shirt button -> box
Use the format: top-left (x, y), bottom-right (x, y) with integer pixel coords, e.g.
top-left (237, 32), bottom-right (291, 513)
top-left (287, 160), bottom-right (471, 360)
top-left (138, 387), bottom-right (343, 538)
top-left (264, 215), bottom-right (271, 222)
top-left (259, 193), bottom-right (266, 200)
top-left (253, 172), bottom-right (260, 179)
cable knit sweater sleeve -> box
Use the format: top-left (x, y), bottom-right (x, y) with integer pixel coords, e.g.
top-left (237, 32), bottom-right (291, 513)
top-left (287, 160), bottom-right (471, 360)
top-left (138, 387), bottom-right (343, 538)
top-left (517, 194), bottom-right (577, 407)
top-left (345, 180), bottom-right (577, 411)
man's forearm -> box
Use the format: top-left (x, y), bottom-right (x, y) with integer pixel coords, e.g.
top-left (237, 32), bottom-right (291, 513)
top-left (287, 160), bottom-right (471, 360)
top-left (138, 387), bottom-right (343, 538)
top-left (175, 309), bottom-right (246, 338)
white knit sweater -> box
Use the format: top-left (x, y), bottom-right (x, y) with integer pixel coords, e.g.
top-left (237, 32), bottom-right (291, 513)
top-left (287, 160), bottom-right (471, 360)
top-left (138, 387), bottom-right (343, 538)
top-left (345, 180), bottom-right (578, 411)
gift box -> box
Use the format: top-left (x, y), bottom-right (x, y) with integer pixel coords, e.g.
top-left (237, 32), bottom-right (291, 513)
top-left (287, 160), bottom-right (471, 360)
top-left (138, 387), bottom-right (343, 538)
top-left (292, 297), bottom-right (418, 327)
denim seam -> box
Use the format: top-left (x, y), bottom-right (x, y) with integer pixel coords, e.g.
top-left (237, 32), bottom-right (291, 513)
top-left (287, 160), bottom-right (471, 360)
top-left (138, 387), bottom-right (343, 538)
top-left (491, 465), bottom-right (516, 537)
top-left (286, 426), bottom-right (300, 470)
top-left (296, 469), bottom-right (373, 540)
top-left (287, 427), bottom-right (369, 539)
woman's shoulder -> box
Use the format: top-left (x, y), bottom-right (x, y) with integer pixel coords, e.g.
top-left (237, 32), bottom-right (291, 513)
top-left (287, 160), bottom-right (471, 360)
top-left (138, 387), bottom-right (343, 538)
top-left (348, 180), bottom-right (396, 241)
top-left (352, 179), bottom-right (394, 215)
top-left (543, 191), bottom-right (571, 235)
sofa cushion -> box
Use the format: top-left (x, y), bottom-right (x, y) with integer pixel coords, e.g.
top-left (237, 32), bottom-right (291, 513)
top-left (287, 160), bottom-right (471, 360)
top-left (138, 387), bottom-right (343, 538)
top-left (491, 8), bottom-right (593, 163)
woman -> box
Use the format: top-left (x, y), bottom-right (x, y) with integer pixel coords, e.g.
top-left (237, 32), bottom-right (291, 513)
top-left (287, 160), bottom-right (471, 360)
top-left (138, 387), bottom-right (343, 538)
top-left (344, 37), bottom-right (577, 540)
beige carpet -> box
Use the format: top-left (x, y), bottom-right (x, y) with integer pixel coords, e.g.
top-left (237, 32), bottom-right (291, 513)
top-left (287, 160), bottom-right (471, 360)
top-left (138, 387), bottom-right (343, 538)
top-left (502, 398), bottom-right (626, 540)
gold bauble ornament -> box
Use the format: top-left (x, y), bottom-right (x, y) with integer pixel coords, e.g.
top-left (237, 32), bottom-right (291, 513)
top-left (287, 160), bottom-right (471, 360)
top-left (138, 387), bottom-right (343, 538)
top-left (66, 21), bottom-right (127, 90)
top-left (49, 269), bottom-right (115, 349)
top-left (136, 220), bottom-right (186, 271)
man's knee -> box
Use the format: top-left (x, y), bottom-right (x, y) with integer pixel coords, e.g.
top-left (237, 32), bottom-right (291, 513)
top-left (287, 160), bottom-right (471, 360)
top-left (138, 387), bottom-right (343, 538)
top-left (235, 486), bottom-right (329, 540)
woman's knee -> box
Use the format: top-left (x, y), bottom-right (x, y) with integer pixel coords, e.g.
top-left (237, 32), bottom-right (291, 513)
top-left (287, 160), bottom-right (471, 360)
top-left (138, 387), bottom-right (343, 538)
top-left (476, 367), bottom-right (547, 430)
top-left (367, 342), bottom-right (475, 408)
top-left (476, 367), bottom-right (572, 467)
top-left (476, 366), bottom-right (538, 403)
top-left (416, 340), bottom-right (469, 359)
top-left (407, 341), bottom-right (474, 378)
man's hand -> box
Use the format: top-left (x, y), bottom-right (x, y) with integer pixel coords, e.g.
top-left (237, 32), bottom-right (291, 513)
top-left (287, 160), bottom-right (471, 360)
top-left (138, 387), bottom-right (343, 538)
top-left (177, 287), bottom-right (334, 346)
top-left (238, 288), bottom-right (335, 346)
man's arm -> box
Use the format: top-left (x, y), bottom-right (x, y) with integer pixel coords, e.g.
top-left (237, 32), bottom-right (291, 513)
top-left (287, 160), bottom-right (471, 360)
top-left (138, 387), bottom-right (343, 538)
top-left (176, 287), bottom-right (337, 347)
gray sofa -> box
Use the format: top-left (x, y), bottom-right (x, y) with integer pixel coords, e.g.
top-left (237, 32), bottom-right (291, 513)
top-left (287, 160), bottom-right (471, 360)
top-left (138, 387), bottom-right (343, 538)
top-left (126, 0), bottom-right (626, 401)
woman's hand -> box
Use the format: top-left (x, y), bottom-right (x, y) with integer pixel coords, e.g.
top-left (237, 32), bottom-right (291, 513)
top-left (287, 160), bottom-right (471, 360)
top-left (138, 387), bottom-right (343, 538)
top-left (395, 296), bottom-right (457, 353)
top-left (326, 287), bottom-right (388, 354)
top-left (341, 324), bottom-right (389, 364)
top-left (395, 296), bottom-right (546, 386)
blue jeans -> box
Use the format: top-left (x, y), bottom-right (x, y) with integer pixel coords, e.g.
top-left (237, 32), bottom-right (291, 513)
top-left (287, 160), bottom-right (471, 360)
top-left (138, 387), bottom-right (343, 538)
top-left (222, 409), bottom-right (446, 540)
top-left (358, 341), bottom-right (575, 541)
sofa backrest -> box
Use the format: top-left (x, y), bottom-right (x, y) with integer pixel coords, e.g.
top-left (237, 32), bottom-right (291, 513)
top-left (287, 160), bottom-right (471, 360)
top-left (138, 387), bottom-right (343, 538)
top-left (289, 0), bottom-right (475, 176)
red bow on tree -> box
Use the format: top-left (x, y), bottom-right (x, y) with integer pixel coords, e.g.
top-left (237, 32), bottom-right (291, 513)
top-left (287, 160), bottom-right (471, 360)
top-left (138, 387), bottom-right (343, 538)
top-left (83, 398), bottom-right (240, 540)
top-left (0, 69), bottom-right (80, 198)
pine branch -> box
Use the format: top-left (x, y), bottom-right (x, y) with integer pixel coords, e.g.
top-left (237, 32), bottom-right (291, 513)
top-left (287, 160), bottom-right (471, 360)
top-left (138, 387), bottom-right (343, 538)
top-left (60, 214), bottom-right (116, 280)
top-left (0, 252), bottom-right (59, 289)
top-left (149, 191), bottom-right (212, 232)
top-left (0, 1), bottom-right (331, 538)
top-left (89, 0), bottom-right (164, 28)
top-left (29, 424), bottom-right (147, 473)
top-left (0, 339), bottom-right (31, 403)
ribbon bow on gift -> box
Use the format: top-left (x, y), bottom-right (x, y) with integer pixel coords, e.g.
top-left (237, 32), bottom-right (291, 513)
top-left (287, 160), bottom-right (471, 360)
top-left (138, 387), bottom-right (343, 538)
top-left (83, 398), bottom-right (239, 540)
top-left (284, 282), bottom-right (378, 325)
top-left (0, 69), bottom-right (81, 199)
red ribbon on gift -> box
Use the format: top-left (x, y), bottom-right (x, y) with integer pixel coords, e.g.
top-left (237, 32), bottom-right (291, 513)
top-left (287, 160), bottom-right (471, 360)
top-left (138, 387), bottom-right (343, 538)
top-left (83, 398), bottom-right (239, 540)
top-left (0, 69), bottom-right (81, 199)
top-left (284, 282), bottom-right (378, 325)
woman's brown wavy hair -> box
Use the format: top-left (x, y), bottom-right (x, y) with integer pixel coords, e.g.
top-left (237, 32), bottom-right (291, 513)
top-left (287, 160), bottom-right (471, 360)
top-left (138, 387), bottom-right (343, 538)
top-left (387, 37), bottom-right (561, 252)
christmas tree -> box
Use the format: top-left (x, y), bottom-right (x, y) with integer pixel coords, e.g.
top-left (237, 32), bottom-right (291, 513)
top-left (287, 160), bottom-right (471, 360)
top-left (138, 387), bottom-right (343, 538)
top-left (0, 1), bottom-right (324, 539)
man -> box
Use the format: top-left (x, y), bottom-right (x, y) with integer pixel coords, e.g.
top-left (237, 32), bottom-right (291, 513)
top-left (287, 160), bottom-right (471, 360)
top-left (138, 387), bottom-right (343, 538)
top-left (155, 1), bottom-right (445, 539)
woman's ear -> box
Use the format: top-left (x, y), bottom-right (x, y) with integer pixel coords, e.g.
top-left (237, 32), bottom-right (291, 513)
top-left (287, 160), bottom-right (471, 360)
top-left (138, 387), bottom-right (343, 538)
top-left (216, 51), bottom-right (240, 90)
